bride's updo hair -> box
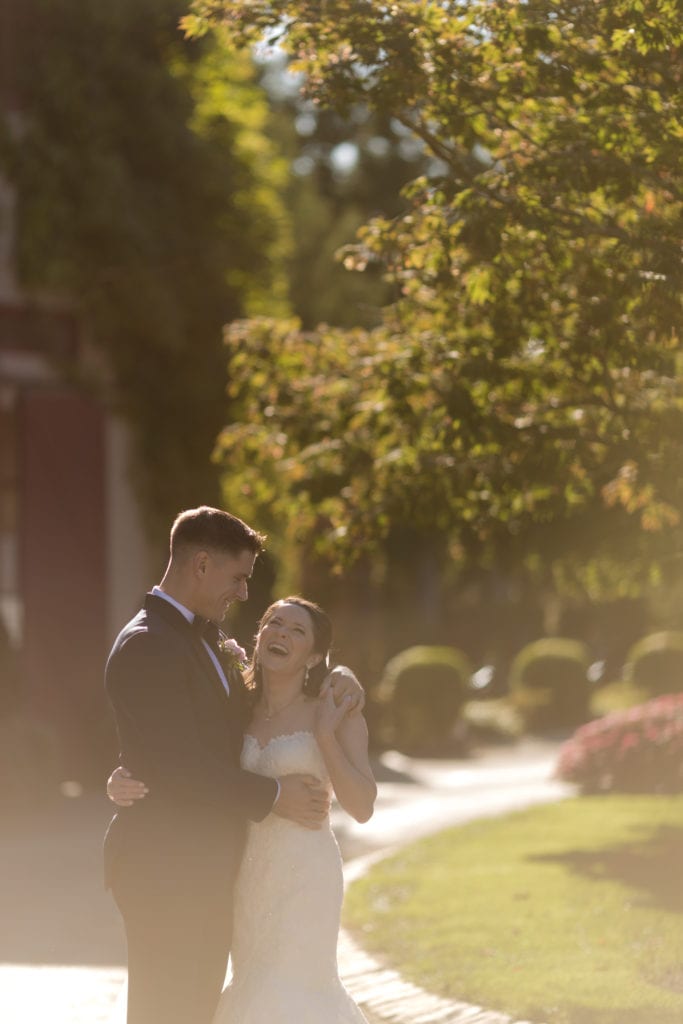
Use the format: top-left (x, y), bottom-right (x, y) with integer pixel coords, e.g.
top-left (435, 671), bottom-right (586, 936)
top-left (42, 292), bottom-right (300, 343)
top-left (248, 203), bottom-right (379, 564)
top-left (248, 596), bottom-right (333, 700)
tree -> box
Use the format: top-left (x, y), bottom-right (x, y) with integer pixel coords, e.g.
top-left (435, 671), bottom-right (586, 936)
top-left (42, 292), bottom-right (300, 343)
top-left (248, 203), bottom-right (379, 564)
top-left (3, 0), bottom-right (290, 537)
top-left (256, 51), bottom-right (431, 329)
top-left (189, 0), bottom-right (682, 606)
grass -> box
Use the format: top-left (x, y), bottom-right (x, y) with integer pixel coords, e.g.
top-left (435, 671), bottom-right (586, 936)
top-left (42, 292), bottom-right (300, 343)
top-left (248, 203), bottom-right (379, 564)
top-left (344, 796), bottom-right (683, 1024)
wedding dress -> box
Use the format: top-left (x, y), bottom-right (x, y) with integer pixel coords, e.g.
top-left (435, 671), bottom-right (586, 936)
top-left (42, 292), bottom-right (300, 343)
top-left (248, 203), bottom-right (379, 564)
top-left (213, 730), bottom-right (368, 1023)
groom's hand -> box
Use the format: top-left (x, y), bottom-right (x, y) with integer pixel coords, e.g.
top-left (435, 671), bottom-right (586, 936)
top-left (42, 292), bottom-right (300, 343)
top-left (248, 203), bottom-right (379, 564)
top-left (321, 666), bottom-right (365, 715)
top-left (107, 765), bottom-right (149, 806)
top-left (273, 774), bottom-right (330, 830)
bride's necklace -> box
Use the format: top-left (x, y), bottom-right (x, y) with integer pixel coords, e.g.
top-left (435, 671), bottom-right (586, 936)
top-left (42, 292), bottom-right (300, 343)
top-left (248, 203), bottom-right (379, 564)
top-left (262, 690), bottom-right (304, 722)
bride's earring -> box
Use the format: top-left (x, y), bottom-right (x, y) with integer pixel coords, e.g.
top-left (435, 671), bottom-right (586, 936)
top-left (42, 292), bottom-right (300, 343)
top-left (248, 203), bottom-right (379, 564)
top-left (304, 665), bottom-right (310, 688)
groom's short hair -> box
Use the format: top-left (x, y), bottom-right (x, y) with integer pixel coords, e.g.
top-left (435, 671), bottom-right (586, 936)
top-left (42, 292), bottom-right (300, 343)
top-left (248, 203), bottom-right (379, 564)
top-left (170, 506), bottom-right (265, 559)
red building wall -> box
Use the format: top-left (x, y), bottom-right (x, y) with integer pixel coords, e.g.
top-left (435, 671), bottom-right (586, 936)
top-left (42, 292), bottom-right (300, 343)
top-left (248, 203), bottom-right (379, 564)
top-left (19, 387), bottom-right (109, 781)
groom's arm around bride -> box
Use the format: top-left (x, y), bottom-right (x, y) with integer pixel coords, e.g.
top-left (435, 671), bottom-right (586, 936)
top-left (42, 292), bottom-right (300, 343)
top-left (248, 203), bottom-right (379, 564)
top-left (104, 507), bottom-right (330, 1024)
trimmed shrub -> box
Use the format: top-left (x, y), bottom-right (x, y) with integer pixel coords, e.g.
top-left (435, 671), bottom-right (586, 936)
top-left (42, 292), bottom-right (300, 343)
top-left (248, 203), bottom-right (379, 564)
top-left (508, 638), bottom-right (591, 730)
top-left (589, 679), bottom-right (651, 718)
top-left (378, 645), bottom-right (472, 754)
top-left (624, 631), bottom-right (683, 697)
top-left (462, 697), bottom-right (523, 742)
top-left (556, 693), bottom-right (683, 794)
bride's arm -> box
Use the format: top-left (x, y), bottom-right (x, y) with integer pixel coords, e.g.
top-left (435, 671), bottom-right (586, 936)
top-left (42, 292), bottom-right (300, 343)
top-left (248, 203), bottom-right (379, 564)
top-left (314, 690), bottom-right (376, 823)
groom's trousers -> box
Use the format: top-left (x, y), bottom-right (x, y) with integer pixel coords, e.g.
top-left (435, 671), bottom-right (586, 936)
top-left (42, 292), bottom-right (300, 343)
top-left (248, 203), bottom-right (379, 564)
top-left (112, 861), bottom-right (235, 1024)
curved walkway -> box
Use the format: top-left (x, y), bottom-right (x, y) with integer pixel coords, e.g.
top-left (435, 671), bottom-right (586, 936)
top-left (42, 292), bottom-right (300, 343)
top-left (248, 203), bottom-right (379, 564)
top-left (0, 738), bottom-right (572, 1024)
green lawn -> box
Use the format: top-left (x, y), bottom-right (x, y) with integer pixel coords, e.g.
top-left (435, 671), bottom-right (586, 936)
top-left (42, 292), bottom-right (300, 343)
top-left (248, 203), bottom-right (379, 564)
top-left (344, 796), bottom-right (683, 1024)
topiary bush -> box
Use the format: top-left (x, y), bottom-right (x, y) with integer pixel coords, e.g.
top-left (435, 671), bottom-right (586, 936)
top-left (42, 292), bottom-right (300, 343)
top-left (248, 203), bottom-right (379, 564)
top-left (508, 638), bottom-right (591, 731)
top-left (589, 679), bottom-right (651, 718)
top-left (556, 693), bottom-right (683, 794)
top-left (378, 645), bottom-right (472, 754)
top-left (623, 631), bottom-right (683, 697)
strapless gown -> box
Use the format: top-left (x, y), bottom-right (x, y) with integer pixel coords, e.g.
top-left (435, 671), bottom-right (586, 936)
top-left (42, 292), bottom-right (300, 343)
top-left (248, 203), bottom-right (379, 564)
top-left (213, 730), bottom-right (367, 1023)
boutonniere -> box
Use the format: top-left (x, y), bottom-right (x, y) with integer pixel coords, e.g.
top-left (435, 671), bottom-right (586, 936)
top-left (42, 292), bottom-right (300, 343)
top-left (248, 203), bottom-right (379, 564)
top-left (217, 635), bottom-right (248, 672)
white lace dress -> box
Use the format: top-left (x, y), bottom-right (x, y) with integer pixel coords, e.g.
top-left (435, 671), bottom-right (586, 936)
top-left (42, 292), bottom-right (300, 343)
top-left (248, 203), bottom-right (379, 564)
top-left (213, 730), bottom-right (368, 1024)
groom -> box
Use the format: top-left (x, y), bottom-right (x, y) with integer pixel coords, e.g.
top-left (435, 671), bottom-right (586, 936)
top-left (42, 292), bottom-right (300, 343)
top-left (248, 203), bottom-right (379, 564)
top-left (104, 506), bottom-right (360, 1024)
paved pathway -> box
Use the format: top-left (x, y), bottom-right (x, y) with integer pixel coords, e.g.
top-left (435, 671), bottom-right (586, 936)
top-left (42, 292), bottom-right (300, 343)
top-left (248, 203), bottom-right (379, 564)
top-left (0, 738), bottom-right (571, 1024)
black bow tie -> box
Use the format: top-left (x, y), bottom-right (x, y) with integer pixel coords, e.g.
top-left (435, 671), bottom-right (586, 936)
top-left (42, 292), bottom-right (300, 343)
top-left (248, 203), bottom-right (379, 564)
top-left (192, 616), bottom-right (220, 646)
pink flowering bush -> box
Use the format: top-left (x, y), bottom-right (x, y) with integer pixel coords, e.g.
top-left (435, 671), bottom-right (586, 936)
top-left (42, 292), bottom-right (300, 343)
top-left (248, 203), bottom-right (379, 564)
top-left (556, 693), bottom-right (683, 794)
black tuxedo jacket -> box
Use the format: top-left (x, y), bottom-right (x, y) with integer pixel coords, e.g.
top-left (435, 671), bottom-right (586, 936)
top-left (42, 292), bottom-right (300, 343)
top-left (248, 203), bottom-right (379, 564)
top-left (103, 593), bottom-right (277, 889)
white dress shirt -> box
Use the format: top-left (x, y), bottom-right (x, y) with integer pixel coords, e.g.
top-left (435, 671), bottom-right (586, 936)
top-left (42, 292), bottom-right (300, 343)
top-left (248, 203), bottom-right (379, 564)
top-left (151, 586), bottom-right (230, 696)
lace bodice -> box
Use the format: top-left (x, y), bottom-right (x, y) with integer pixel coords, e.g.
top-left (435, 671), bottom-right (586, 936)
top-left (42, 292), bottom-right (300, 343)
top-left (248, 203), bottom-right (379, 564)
top-left (241, 729), bottom-right (330, 786)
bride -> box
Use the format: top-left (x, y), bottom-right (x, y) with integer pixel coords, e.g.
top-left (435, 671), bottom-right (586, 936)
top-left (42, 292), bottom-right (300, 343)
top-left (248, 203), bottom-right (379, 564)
top-left (109, 596), bottom-right (376, 1023)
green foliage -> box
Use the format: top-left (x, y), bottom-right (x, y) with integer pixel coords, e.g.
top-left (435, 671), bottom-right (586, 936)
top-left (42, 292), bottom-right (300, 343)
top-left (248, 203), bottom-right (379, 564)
top-left (624, 630), bottom-right (683, 695)
top-left (377, 645), bottom-right (471, 753)
top-left (589, 679), bottom-right (651, 717)
top-left (3, 0), bottom-right (290, 536)
top-left (195, 0), bottom-right (682, 592)
top-left (508, 637), bottom-right (591, 729)
top-left (265, 87), bottom-right (428, 329)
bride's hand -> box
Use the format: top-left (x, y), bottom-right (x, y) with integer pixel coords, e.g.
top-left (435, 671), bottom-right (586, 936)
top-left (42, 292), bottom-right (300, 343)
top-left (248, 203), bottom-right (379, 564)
top-left (107, 765), bottom-right (149, 807)
top-left (314, 687), bottom-right (353, 739)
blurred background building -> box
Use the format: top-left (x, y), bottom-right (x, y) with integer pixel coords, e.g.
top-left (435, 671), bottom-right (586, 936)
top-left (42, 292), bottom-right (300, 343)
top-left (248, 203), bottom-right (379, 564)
top-left (0, 1), bottom-right (150, 784)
